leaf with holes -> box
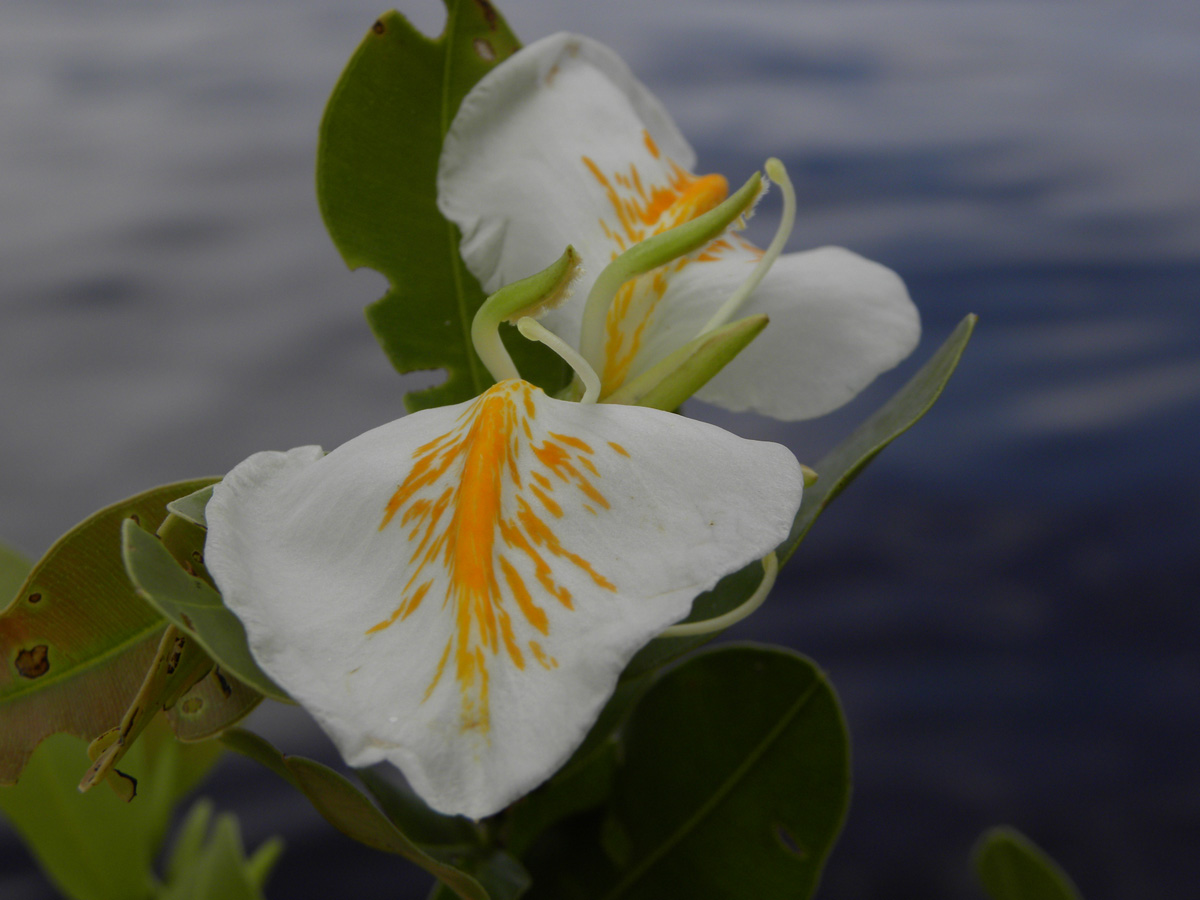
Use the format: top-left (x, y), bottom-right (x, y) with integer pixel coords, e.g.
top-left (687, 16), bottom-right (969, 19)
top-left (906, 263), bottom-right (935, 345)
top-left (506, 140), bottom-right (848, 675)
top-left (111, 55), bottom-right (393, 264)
top-left (318, 0), bottom-right (567, 411)
top-left (974, 827), bottom-right (1082, 900)
top-left (0, 479), bottom-right (215, 785)
top-left (530, 644), bottom-right (849, 900)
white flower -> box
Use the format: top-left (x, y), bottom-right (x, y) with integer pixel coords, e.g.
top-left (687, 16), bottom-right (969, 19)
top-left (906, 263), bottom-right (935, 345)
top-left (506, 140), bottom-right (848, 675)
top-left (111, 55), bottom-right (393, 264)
top-left (438, 33), bottom-right (921, 420)
top-left (204, 379), bottom-right (802, 819)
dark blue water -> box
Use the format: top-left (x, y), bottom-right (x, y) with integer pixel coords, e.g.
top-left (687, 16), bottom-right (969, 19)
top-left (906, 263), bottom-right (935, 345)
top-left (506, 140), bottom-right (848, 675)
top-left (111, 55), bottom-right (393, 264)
top-left (2, 1), bottom-right (1197, 898)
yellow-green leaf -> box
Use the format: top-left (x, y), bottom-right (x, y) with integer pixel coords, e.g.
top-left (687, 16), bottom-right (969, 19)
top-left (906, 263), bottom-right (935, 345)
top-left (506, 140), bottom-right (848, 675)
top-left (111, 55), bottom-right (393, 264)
top-left (0, 479), bottom-right (216, 785)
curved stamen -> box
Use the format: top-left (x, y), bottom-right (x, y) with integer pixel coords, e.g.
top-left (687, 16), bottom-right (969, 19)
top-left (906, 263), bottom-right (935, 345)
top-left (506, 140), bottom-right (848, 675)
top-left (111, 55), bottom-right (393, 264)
top-left (699, 158), bottom-right (796, 335)
top-left (659, 551), bottom-right (778, 637)
top-left (517, 317), bottom-right (602, 404)
top-left (578, 172), bottom-right (764, 373)
top-left (472, 246), bottom-right (581, 383)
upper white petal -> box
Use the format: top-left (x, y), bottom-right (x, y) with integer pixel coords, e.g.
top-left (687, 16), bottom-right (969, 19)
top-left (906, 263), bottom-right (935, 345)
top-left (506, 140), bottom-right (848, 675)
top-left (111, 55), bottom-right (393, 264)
top-left (690, 247), bottom-right (921, 419)
top-left (204, 382), bottom-right (801, 819)
top-left (438, 32), bottom-right (697, 349)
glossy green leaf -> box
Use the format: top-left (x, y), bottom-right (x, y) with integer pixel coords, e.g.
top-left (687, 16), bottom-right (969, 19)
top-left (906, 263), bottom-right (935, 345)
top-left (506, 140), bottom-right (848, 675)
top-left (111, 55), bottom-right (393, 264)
top-left (0, 543), bottom-right (31, 605)
top-left (974, 826), bottom-right (1082, 900)
top-left (121, 520), bottom-right (290, 704)
top-left (221, 728), bottom-right (493, 899)
top-left (550, 645), bottom-right (849, 900)
top-left (317, 1), bottom-right (567, 411)
top-left (157, 800), bottom-right (283, 900)
top-left (0, 479), bottom-right (215, 785)
top-left (0, 715), bottom-right (221, 900)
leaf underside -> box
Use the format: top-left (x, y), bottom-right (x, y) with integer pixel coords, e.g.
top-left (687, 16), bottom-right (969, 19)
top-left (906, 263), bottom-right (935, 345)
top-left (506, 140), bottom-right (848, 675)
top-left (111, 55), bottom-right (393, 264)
top-left (0, 479), bottom-right (216, 785)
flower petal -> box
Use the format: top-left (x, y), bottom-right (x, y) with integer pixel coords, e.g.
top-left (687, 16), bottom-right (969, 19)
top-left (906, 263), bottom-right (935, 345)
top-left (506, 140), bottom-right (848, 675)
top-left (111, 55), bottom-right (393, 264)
top-left (205, 381), bottom-right (802, 819)
top-left (439, 33), bottom-right (717, 350)
top-left (630, 246), bottom-right (922, 420)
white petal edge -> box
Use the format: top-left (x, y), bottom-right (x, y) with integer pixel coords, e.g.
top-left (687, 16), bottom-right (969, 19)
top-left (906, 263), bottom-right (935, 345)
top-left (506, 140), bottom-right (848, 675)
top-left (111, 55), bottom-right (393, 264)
top-left (204, 384), bottom-right (802, 819)
top-left (438, 32), bottom-right (698, 350)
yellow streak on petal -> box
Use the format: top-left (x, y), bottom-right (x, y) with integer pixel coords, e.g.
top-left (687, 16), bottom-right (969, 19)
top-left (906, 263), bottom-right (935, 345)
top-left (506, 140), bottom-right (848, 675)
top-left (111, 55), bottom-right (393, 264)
top-left (608, 441), bottom-right (630, 457)
top-left (371, 381), bottom-right (623, 735)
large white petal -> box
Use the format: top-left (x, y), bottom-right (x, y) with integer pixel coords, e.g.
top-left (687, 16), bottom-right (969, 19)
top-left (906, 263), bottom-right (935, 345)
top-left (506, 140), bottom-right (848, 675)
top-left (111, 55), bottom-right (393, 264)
top-left (623, 246), bottom-right (921, 420)
top-left (438, 33), bottom-right (705, 350)
top-left (204, 381), bottom-right (801, 819)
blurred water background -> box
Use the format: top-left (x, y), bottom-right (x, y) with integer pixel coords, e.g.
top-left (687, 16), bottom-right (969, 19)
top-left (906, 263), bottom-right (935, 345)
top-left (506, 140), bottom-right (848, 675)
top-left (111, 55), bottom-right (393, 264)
top-left (2, 0), bottom-right (1198, 897)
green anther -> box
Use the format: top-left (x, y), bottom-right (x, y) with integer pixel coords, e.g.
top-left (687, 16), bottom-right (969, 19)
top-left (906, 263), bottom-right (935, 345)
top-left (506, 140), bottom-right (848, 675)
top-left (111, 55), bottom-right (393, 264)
top-left (577, 171), bottom-right (764, 372)
top-left (471, 246), bottom-right (581, 383)
top-left (604, 314), bottom-right (768, 411)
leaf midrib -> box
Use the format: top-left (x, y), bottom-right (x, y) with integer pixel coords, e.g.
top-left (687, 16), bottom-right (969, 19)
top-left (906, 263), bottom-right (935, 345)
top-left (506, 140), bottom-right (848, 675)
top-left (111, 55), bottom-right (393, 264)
top-left (602, 674), bottom-right (826, 899)
top-left (439, 0), bottom-right (488, 400)
top-left (1, 618), bottom-right (164, 704)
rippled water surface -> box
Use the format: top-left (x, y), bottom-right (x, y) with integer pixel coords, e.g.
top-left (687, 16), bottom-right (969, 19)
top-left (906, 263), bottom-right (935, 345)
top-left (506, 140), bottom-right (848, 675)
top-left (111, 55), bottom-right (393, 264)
top-left (2, 1), bottom-right (1198, 898)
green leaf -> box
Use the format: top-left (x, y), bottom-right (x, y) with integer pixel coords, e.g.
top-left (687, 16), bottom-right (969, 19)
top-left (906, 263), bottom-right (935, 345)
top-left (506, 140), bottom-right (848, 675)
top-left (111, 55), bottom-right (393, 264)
top-left (165, 665), bottom-right (263, 743)
top-left (0, 542), bottom-right (32, 605)
top-left (553, 645), bottom-right (849, 900)
top-left (318, 2), bottom-right (565, 411)
top-left (165, 484), bottom-right (215, 529)
top-left (0, 479), bottom-right (216, 785)
top-left (974, 826), bottom-right (1082, 900)
top-left (221, 728), bottom-right (493, 899)
top-left (0, 715), bottom-right (221, 900)
top-left (782, 313), bottom-right (977, 559)
top-left (121, 520), bottom-right (290, 704)
top-left (157, 800), bottom-right (283, 900)
top-left (357, 766), bottom-right (481, 851)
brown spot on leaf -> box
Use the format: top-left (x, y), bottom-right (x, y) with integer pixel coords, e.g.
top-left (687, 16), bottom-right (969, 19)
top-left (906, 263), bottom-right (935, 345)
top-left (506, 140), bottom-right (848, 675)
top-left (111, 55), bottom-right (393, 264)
top-left (473, 37), bottom-right (496, 62)
top-left (214, 668), bottom-right (233, 699)
top-left (372, 19), bottom-right (385, 35)
top-left (166, 637), bottom-right (185, 674)
top-left (15, 645), bottom-right (49, 678)
top-left (27, 592), bottom-right (41, 604)
top-left (180, 613), bottom-right (194, 630)
top-left (181, 697), bottom-right (204, 715)
top-left (129, 514), bottom-right (141, 526)
top-left (473, 0), bottom-right (497, 29)
top-left (191, 550), bottom-right (203, 564)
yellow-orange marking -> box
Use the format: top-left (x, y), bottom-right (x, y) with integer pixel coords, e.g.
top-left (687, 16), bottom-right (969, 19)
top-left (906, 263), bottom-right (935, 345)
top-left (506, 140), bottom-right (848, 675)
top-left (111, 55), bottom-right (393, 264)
top-left (582, 131), bottom-right (761, 394)
top-left (369, 381), bottom-right (622, 735)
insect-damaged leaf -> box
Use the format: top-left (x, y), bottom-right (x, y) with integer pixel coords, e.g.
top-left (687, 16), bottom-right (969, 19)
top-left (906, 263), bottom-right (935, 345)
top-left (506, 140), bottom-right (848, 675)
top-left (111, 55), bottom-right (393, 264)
top-left (121, 519), bottom-right (290, 704)
top-left (0, 479), bottom-right (215, 785)
top-left (317, 0), bottom-right (568, 412)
